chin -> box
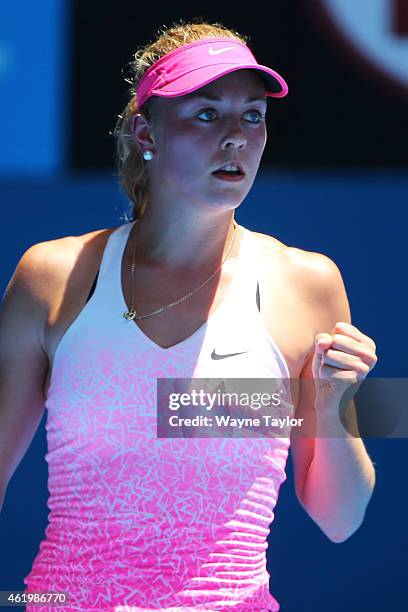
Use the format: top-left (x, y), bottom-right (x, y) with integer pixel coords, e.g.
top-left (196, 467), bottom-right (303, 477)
top-left (210, 185), bottom-right (252, 205)
top-left (205, 198), bottom-right (243, 212)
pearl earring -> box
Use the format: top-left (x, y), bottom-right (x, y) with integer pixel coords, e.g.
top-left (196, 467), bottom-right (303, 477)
top-left (143, 150), bottom-right (153, 161)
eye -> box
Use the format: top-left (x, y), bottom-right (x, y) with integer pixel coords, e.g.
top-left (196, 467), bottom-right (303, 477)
top-left (244, 110), bottom-right (266, 124)
top-left (196, 108), bottom-right (217, 122)
top-left (195, 108), bottom-right (266, 123)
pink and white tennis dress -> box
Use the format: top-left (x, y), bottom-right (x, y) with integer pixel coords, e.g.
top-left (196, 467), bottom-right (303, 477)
top-left (23, 221), bottom-right (295, 611)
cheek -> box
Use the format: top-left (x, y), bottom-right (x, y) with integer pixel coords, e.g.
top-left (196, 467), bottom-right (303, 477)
top-left (158, 133), bottom-right (212, 177)
top-left (157, 118), bottom-right (204, 144)
top-left (154, 121), bottom-right (266, 175)
top-left (252, 125), bottom-right (267, 150)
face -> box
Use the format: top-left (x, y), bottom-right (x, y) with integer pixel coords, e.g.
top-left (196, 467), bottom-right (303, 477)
top-left (141, 69), bottom-right (268, 213)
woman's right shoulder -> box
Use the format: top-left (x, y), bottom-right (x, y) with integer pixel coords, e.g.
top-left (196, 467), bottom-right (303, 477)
top-left (0, 225), bottom-right (116, 490)
top-left (30, 226), bottom-right (116, 255)
top-left (14, 226), bottom-right (117, 308)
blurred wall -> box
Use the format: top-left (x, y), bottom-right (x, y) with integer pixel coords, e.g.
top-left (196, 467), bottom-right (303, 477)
top-left (71, 0), bottom-right (408, 170)
top-left (0, 1), bottom-right (407, 611)
top-left (0, 1), bottom-right (71, 177)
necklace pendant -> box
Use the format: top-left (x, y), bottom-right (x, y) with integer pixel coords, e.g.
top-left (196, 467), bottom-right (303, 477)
top-left (124, 309), bottom-right (137, 321)
top-left (123, 219), bottom-right (237, 322)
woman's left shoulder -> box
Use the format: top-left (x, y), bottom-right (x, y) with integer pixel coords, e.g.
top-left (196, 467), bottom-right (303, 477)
top-left (251, 229), bottom-right (343, 287)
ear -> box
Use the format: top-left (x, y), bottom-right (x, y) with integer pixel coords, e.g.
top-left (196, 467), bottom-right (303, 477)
top-left (131, 112), bottom-right (155, 152)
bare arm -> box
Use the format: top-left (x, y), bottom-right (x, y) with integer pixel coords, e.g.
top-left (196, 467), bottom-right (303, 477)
top-left (0, 244), bottom-right (51, 511)
top-left (290, 252), bottom-right (376, 542)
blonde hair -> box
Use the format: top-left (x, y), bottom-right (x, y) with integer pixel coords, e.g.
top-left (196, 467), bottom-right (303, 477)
top-left (112, 19), bottom-right (249, 220)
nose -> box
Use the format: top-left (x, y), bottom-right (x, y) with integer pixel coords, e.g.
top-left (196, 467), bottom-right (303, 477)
top-left (220, 121), bottom-right (247, 150)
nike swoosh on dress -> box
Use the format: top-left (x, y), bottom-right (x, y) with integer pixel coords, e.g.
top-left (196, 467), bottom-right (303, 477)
top-left (211, 349), bottom-right (249, 360)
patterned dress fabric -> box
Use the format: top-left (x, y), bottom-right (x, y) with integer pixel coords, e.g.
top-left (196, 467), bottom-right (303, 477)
top-left (23, 221), bottom-right (295, 611)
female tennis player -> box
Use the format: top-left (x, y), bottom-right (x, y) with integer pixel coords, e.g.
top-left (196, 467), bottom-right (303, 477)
top-left (0, 20), bottom-right (377, 612)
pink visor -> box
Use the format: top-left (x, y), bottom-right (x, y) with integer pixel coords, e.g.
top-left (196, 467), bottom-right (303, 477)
top-left (136, 37), bottom-right (289, 109)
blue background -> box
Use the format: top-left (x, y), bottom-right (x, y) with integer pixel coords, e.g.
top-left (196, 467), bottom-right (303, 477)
top-left (0, 172), bottom-right (406, 611)
top-left (0, 0), bottom-right (407, 609)
top-left (0, 1), bottom-right (70, 177)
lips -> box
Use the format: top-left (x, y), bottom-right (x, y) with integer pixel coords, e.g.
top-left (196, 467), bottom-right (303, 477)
top-left (212, 170), bottom-right (245, 182)
top-left (212, 160), bottom-right (245, 176)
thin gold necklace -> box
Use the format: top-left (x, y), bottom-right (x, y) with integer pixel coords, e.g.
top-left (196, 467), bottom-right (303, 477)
top-left (123, 220), bottom-right (238, 321)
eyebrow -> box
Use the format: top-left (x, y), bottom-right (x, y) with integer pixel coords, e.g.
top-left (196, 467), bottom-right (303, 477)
top-left (185, 92), bottom-right (267, 103)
